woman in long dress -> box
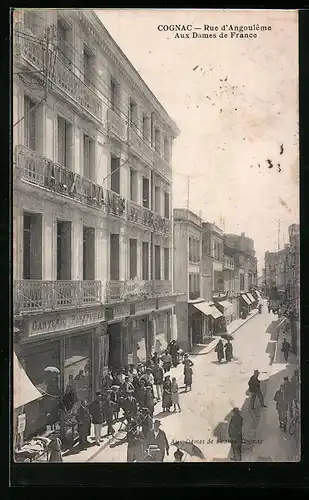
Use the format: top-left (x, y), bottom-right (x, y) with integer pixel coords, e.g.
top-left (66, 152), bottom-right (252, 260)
top-left (183, 354), bottom-right (194, 392)
top-left (225, 340), bottom-right (233, 363)
top-left (48, 435), bottom-right (63, 463)
top-left (171, 377), bottom-right (181, 412)
top-left (162, 375), bottom-right (172, 412)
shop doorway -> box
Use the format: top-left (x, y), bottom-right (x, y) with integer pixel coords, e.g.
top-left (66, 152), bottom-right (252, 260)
top-left (108, 323), bottom-right (122, 370)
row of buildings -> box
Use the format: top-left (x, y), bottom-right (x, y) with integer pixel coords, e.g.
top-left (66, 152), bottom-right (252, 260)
top-left (12, 10), bottom-right (260, 446)
top-left (263, 223), bottom-right (300, 354)
top-left (173, 209), bottom-right (259, 346)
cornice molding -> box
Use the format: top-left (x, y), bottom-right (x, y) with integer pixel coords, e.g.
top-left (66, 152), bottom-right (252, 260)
top-left (73, 10), bottom-right (179, 138)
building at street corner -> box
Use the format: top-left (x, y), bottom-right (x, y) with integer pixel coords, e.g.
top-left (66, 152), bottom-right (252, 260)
top-left (13, 9), bottom-right (185, 446)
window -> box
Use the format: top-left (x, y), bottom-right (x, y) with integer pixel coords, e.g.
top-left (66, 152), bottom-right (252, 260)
top-left (111, 156), bottom-right (120, 194)
top-left (83, 134), bottom-right (94, 181)
top-left (83, 227), bottom-right (95, 280)
top-left (57, 220), bottom-right (72, 280)
top-left (155, 186), bottom-right (161, 214)
top-left (164, 192), bottom-right (170, 219)
top-left (196, 240), bottom-right (200, 262)
top-left (129, 239), bottom-right (138, 279)
top-left (164, 247), bottom-right (169, 280)
top-left (155, 245), bottom-right (161, 280)
top-left (129, 99), bottom-right (137, 128)
top-left (150, 113), bottom-right (155, 146)
top-left (111, 78), bottom-right (119, 111)
top-left (130, 168), bottom-right (137, 202)
top-left (110, 234), bottom-right (119, 281)
top-left (23, 213), bottom-right (42, 279)
top-left (164, 137), bottom-right (169, 162)
top-left (189, 237), bottom-right (192, 262)
top-left (57, 20), bottom-right (71, 66)
top-left (142, 177), bottom-right (149, 208)
top-left (24, 96), bottom-right (36, 151)
top-left (58, 117), bottom-right (72, 169)
top-left (142, 114), bottom-right (147, 139)
top-left (142, 242), bottom-right (149, 280)
top-left (189, 274), bottom-right (192, 294)
top-left (155, 129), bottom-right (160, 152)
top-left (84, 46), bottom-right (95, 87)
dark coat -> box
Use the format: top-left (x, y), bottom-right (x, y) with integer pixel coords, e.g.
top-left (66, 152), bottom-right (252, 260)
top-left (89, 400), bottom-right (104, 424)
top-left (123, 396), bottom-right (138, 416)
top-left (274, 390), bottom-right (288, 412)
top-left (162, 380), bottom-right (172, 408)
top-left (146, 429), bottom-right (169, 461)
top-left (228, 413), bottom-right (243, 442)
top-left (281, 340), bottom-right (290, 353)
top-left (248, 375), bottom-right (261, 394)
top-left (225, 342), bottom-right (233, 361)
top-left (76, 405), bottom-right (91, 435)
top-left (142, 414), bottom-right (153, 439)
top-left (153, 366), bottom-right (164, 385)
top-left (215, 341), bottom-right (224, 361)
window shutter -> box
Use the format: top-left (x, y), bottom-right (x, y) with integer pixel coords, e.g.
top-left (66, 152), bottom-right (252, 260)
top-left (83, 135), bottom-right (90, 179)
top-left (24, 96), bottom-right (35, 150)
top-left (57, 117), bottom-right (66, 166)
top-left (23, 97), bottom-right (30, 147)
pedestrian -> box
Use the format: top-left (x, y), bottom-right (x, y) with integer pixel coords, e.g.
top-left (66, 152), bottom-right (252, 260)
top-left (214, 339), bottom-right (224, 362)
top-left (171, 377), bottom-right (181, 412)
top-left (126, 421), bottom-right (145, 463)
top-left (281, 338), bottom-right (291, 362)
top-left (183, 353), bottom-right (194, 391)
top-left (228, 407), bottom-right (243, 461)
top-left (169, 340), bottom-right (179, 368)
top-left (174, 448), bottom-right (184, 462)
top-left (152, 352), bottom-right (160, 365)
top-left (102, 393), bottom-right (116, 436)
top-left (258, 303), bottom-right (262, 314)
top-left (76, 400), bottom-right (91, 450)
top-left (225, 340), bottom-right (233, 362)
top-left (161, 350), bottom-right (172, 373)
top-left (274, 384), bottom-right (288, 432)
top-left (162, 375), bottom-right (173, 412)
top-left (135, 378), bottom-right (147, 408)
top-left (153, 363), bottom-right (164, 401)
top-left (102, 369), bottom-right (114, 391)
top-left (123, 393), bottom-right (138, 423)
top-left (144, 386), bottom-right (155, 417)
top-left (110, 386), bottom-right (120, 421)
top-left (282, 376), bottom-right (294, 418)
top-left (248, 370), bottom-right (267, 409)
top-left (141, 368), bottom-right (155, 389)
top-left (48, 434), bottom-right (63, 463)
top-left (140, 408), bottom-right (153, 440)
top-left (290, 369), bottom-right (299, 410)
top-left (89, 391), bottom-right (104, 445)
top-left (146, 420), bottom-right (169, 462)
top-left (117, 367), bottom-right (126, 385)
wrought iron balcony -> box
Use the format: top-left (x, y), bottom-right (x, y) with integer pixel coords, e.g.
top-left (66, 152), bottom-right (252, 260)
top-left (105, 279), bottom-right (172, 302)
top-left (13, 280), bottom-right (102, 315)
top-left (153, 151), bottom-right (172, 180)
top-left (107, 108), bottom-right (127, 142)
top-left (14, 23), bottom-right (102, 121)
top-left (127, 200), bottom-right (171, 235)
top-left (128, 127), bottom-right (153, 165)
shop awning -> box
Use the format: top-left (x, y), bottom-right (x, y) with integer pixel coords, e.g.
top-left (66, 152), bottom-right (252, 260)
top-left (193, 301), bottom-right (223, 319)
top-left (254, 290), bottom-right (261, 298)
top-left (13, 352), bottom-right (42, 410)
top-left (247, 293), bottom-right (256, 303)
top-left (218, 300), bottom-right (234, 316)
top-left (241, 294), bottom-right (251, 305)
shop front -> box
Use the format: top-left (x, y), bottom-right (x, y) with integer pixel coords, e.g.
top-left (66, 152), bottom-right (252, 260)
top-left (14, 305), bottom-right (106, 452)
top-left (247, 292), bottom-right (257, 309)
top-left (240, 293), bottom-right (251, 317)
top-left (190, 301), bottom-right (223, 343)
top-left (215, 300), bottom-right (234, 326)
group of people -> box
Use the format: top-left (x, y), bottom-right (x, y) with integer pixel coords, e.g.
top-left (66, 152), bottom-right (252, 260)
top-left (274, 370), bottom-right (299, 432)
top-left (214, 339), bottom-right (233, 363)
top-left (71, 343), bottom-right (194, 452)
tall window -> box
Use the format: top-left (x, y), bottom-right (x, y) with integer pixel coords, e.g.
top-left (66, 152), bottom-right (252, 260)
top-left (83, 227), bottom-right (95, 280)
top-left (130, 168), bottom-right (137, 202)
top-left (164, 192), bottom-right (170, 219)
top-left (142, 114), bottom-right (147, 139)
top-left (129, 239), bottom-right (138, 279)
top-left (150, 113), bottom-right (155, 146)
top-left (155, 129), bottom-right (160, 152)
top-left (57, 220), bottom-right (72, 280)
top-left (142, 177), bottom-right (149, 208)
top-left (142, 242), bottom-right (149, 280)
top-left (129, 99), bottom-right (137, 128)
top-left (189, 237), bottom-right (192, 262)
top-left (83, 134), bottom-right (94, 180)
top-left (164, 247), bottom-right (169, 280)
top-left (110, 78), bottom-right (119, 111)
top-left (111, 156), bottom-right (120, 194)
top-left (24, 96), bottom-right (36, 151)
top-left (57, 20), bottom-right (71, 66)
top-left (155, 245), bottom-right (161, 280)
top-left (58, 116), bottom-right (72, 169)
top-left (23, 213), bottom-right (42, 279)
top-left (155, 186), bottom-right (161, 214)
top-left (110, 234), bottom-right (119, 280)
top-left (84, 47), bottom-right (95, 87)
top-left (164, 137), bottom-right (169, 162)
top-left (189, 274), bottom-right (192, 295)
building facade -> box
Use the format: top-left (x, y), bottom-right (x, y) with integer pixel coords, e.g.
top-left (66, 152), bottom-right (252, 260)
top-left (13, 9), bottom-right (184, 443)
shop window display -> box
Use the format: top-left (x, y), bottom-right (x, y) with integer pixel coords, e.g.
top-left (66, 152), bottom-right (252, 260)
top-left (155, 314), bottom-right (168, 354)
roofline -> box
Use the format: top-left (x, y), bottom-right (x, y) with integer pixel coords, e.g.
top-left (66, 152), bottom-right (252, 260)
top-left (88, 10), bottom-right (180, 137)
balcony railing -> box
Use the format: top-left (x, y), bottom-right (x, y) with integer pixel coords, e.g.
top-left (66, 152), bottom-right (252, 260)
top-left (153, 152), bottom-right (172, 180)
top-left (105, 280), bottom-right (172, 302)
top-left (13, 280), bottom-right (102, 315)
top-left (14, 23), bottom-right (102, 121)
top-left (129, 128), bottom-right (153, 165)
top-left (107, 108), bottom-right (127, 142)
top-left (15, 146), bottom-right (171, 234)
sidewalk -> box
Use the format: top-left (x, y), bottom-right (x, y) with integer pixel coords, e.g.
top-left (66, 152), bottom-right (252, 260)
top-left (242, 317), bottom-right (299, 462)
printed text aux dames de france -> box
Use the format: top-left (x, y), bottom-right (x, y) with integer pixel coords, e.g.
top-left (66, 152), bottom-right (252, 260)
top-left (157, 24), bottom-right (272, 39)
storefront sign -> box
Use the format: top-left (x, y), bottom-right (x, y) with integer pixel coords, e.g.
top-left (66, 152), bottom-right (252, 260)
top-left (113, 304), bottom-right (131, 321)
top-left (28, 308), bottom-right (104, 336)
top-left (135, 299), bottom-right (157, 315)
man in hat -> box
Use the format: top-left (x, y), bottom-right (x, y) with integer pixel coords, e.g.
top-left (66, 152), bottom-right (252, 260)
top-left (274, 384), bottom-right (288, 432)
top-left (282, 376), bottom-right (294, 418)
top-left (89, 391), bottom-right (104, 445)
top-left (76, 400), bottom-right (91, 450)
top-left (228, 407), bottom-right (243, 461)
top-left (141, 407), bottom-right (153, 440)
top-left (248, 370), bottom-right (267, 410)
top-left (141, 368), bottom-right (154, 389)
top-left (146, 420), bottom-right (169, 462)
top-left (281, 338), bottom-right (291, 362)
top-left (102, 391), bottom-right (115, 436)
top-left (174, 448), bottom-right (184, 462)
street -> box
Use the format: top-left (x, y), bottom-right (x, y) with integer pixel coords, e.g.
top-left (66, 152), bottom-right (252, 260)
top-left (89, 305), bottom-right (276, 463)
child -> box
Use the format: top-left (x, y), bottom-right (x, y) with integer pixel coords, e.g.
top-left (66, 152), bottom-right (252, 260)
top-left (171, 377), bottom-right (181, 412)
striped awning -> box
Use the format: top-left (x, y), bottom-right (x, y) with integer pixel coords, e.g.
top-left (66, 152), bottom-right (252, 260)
top-left (193, 301), bottom-right (223, 319)
top-left (247, 293), bottom-right (256, 303)
top-left (13, 352), bottom-right (42, 410)
top-left (241, 294), bottom-right (251, 305)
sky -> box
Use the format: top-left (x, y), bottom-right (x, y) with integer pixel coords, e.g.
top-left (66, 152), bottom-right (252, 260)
top-left (96, 9), bottom-right (299, 274)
